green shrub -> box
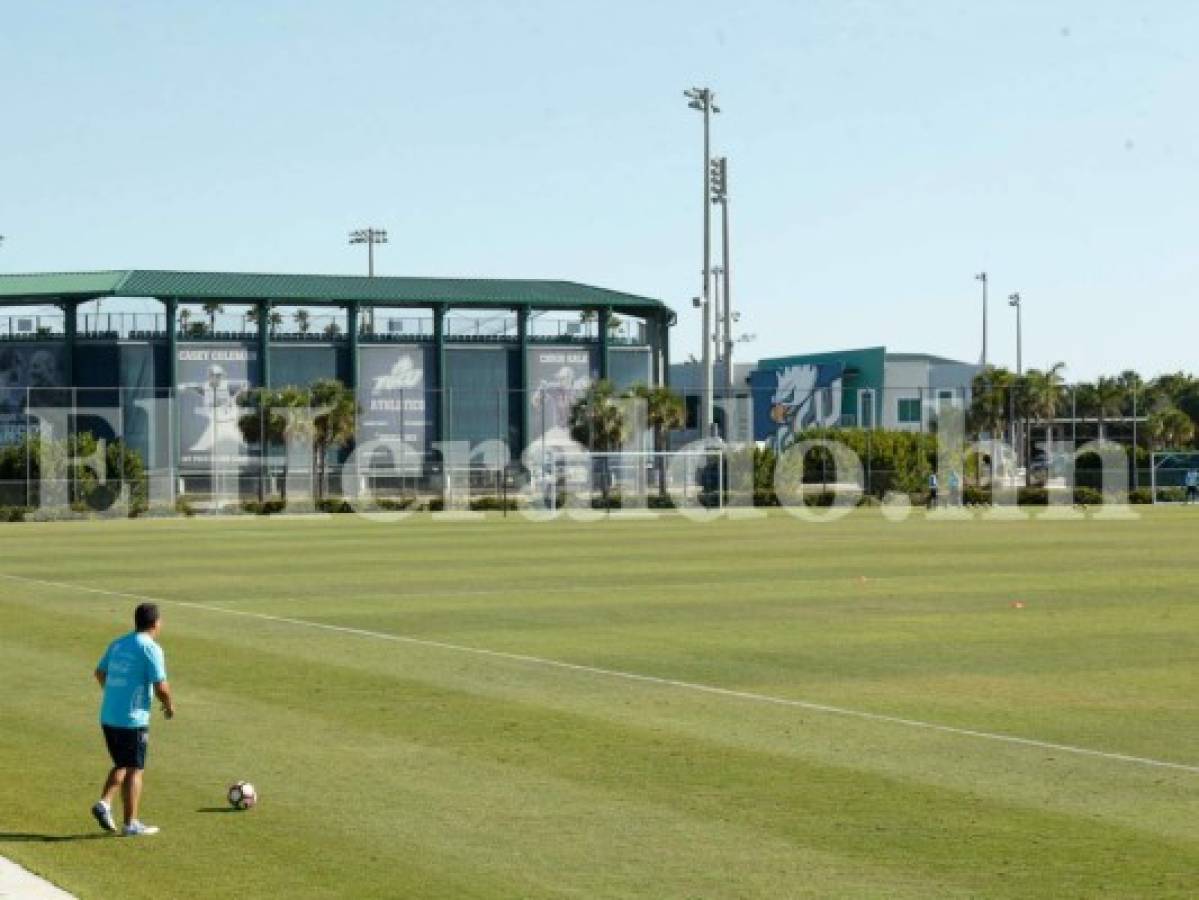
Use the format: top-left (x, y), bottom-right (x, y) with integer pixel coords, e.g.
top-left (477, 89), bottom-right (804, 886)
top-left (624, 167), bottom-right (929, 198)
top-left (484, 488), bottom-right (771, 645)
top-left (963, 486), bottom-right (990, 505)
top-left (1130, 488), bottom-right (1155, 504)
top-left (1016, 487), bottom-right (1048, 506)
top-left (469, 496), bottom-right (518, 511)
top-left (1072, 486), bottom-right (1103, 506)
top-left (0, 506), bottom-right (29, 522)
top-left (375, 497), bottom-right (416, 512)
top-left (242, 499), bottom-right (286, 515)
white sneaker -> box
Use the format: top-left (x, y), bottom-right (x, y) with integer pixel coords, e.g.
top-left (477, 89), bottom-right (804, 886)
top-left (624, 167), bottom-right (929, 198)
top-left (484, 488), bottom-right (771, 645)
top-left (122, 821), bottom-right (160, 837)
top-left (91, 801), bottom-right (116, 833)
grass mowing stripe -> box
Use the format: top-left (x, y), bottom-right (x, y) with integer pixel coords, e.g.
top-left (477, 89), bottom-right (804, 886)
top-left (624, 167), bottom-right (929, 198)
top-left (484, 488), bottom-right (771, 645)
top-left (4, 571), bottom-right (1196, 777)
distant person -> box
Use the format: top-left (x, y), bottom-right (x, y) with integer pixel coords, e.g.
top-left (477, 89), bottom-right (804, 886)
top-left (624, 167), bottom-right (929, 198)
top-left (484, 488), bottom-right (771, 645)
top-left (927, 472), bottom-right (939, 509)
top-left (948, 470), bottom-right (962, 506)
top-left (92, 603), bottom-right (175, 837)
top-left (1186, 468), bottom-right (1199, 504)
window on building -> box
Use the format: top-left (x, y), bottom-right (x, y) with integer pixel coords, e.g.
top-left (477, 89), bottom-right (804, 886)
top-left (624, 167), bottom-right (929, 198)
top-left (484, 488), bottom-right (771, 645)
top-left (685, 394), bottom-right (700, 430)
top-left (938, 389), bottom-right (955, 407)
top-left (897, 397), bottom-right (922, 424)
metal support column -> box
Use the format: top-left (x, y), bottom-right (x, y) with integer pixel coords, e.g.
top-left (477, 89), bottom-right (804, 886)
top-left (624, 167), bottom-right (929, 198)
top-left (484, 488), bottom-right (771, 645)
top-left (433, 304), bottom-right (447, 449)
top-left (517, 306), bottom-right (529, 459)
top-left (345, 302), bottom-right (360, 389)
top-left (256, 300), bottom-right (271, 389)
top-left (598, 307), bottom-right (611, 381)
top-left (62, 300), bottom-right (78, 386)
top-left (163, 297), bottom-right (178, 391)
top-left (164, 297), bottom-right (179, 502)
top-left (661, 314), bottom-right (672, 388)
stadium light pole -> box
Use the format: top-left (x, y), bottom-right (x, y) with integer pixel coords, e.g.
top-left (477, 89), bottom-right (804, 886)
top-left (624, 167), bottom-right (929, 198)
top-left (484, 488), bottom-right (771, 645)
top-left (710, 156), bottom-right (732, 392)
top-left (975, 272), bottom-right (988, 367)
top-left (349, 227), bottom-right (388, 331)
top-left (1008, 292), bottom-right (1022, 375)
top-left (684, 87), bottom-right (719, 438)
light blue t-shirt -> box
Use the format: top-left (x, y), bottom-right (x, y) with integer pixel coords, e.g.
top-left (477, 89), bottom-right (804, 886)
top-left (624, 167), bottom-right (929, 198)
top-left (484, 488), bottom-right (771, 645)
top-left (97, 632), bottom-right (167, 728)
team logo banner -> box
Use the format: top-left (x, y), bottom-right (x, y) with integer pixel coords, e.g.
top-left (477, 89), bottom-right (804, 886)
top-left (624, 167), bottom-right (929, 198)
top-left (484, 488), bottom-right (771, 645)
top-left (750, 363), bottom-right (844, 451)
top-left (357, 347), bottom-right (433, 456)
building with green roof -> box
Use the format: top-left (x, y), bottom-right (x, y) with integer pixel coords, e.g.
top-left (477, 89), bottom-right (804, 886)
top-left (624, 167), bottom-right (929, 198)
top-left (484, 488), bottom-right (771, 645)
top-left (0, 270), bottom-right (674, 488)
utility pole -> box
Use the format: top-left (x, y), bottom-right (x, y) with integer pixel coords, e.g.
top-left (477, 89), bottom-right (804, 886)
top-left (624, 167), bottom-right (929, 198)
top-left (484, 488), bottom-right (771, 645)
top-left (684, 87), bottom-right (719, 438)
top-left (978, 270), bottom-right (987, 366)
top-left (349, 227), bottom-right (388, 332)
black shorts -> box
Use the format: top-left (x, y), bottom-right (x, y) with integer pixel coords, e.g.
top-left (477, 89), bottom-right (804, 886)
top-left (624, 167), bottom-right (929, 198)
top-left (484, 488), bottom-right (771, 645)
top-left (102, 725), bottom-right (148, 770)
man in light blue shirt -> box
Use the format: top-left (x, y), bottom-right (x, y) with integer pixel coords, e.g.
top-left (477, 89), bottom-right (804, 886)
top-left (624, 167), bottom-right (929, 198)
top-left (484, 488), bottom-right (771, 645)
top-left (92, 603), bottom-right (175, 837)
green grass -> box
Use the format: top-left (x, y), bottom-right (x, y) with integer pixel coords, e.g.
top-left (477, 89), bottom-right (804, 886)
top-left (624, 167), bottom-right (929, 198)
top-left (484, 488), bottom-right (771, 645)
top-left (0, 507), bottom-right (1196, 898)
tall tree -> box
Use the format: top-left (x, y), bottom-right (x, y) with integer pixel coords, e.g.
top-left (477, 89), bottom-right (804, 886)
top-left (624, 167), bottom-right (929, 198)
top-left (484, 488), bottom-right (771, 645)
top-left (1094, 376), bottom-right (1126, 441)
top-left (309, 379), bottom-right (358, 501)
top-left (1146, 406), bottom-right (1195, 450)
top-left (569, 380), bottom-right (629, 504)
top-left (632, 384), bottom-right (685, 498)
top-left (294, 309), bottom-right (311, 335)
top-left (968, 367), bottom-right (1013, 437)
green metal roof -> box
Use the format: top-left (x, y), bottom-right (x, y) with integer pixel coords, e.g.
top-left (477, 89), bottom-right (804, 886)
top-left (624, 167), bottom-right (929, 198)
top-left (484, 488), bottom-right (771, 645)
top-left (0, 270), bottom-right (672, 316)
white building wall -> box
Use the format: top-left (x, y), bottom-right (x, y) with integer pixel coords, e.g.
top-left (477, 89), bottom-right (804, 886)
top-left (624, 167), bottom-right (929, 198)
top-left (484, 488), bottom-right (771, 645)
top-left (881, 360), bottom-right (931, 431)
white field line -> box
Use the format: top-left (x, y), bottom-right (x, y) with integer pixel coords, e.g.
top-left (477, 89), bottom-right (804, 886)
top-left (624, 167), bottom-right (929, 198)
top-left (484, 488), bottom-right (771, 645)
top-left (2, 572), bottom-right (1196, 776)
top-left (0, 855), bottom-right (77, 899)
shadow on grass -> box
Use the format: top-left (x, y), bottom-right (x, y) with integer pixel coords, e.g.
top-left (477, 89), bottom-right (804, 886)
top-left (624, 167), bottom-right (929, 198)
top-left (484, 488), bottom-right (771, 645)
top-left (0, 832), bottom-right (110, 843)
top-left (196, 807), bottom-right (238, 814)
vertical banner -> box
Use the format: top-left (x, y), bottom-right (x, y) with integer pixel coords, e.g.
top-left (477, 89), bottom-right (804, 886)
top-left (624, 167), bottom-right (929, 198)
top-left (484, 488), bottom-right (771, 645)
top-left (177, 344), bottom-right (258, 469)
top-left (0, 343), bottom-right (67, 444)
top-left (527, 347), bottom-right (597, 449)
top-left (357, 346), bottom-right (433, 462)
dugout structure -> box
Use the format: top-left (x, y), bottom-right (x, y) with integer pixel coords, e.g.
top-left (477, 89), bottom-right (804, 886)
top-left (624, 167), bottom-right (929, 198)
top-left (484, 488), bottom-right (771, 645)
top-left (0, 270), bottom-right (674, 499)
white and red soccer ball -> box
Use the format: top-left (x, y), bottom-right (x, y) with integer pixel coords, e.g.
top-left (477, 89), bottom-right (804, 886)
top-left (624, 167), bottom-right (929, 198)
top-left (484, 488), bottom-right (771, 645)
top-left (227, 781), bottom-right (258, 810)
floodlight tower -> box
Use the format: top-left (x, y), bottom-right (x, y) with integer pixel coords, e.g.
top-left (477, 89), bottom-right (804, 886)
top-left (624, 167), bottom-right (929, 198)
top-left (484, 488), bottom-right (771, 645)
top-left (684, 87), bottom-right (719, 437)
top-left (349, 227), bottom-right (388, 331)
top-left (1008, 292), bottom-right (1023, 375)
top-left (710, 156), bottom-right (732, 390)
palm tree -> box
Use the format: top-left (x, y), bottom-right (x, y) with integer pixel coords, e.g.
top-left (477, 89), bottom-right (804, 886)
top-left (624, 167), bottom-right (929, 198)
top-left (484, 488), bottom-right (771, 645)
top-left (294, 309), bottom-right (311, 335)
top-left (578, 309), bottom-right (623, 334)
top-left (1094, 376), bottom-right (1126, 441)
top-left (237, 386), bottom-right (313, 503)
top-left (178, 307), bottom-right (192, 335)
top-left (1026, 362), bottom-right (1066, 441)
top-left (202, 302), bottom-right (224, 333)
top-left (569, 380), bottom-right (628, 504)
top-left (968, 367), bottom-right (1013, 437)
top-left (1147, 406), bottom-right (1195, 450)
top-left (309, 379), bottom-right (357, 501)
top-left (246, 307), bottom-right (284, 332)
top-left (632, 384), bottom-right (685, 498)
top-left (1118, 369), bottom-right (1144, 417)
top-left (237, 388), bottom-right (285, 503)
top-left (323, 321), bottom-right (342, 339)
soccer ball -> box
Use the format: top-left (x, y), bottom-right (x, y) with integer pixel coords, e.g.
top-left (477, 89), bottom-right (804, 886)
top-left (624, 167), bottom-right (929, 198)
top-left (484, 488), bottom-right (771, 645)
top-left (227, 781), bottom-right (257, 810)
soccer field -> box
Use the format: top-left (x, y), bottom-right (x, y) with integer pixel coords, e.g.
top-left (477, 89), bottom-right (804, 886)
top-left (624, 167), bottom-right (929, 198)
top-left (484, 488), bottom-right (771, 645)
top-left (0, 509), bottom-right (1196, 898)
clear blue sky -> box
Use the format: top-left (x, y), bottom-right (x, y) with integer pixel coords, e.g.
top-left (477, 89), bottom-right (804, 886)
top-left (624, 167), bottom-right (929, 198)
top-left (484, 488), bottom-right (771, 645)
top-left (2, 1), bottom-right (1196, 380)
